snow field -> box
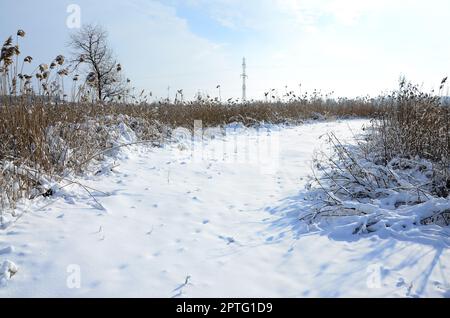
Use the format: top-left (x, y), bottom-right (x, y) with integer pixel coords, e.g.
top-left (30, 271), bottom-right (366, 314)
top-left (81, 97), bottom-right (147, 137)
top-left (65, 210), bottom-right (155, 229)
top-left (0, 119), bottom-right (449, 297)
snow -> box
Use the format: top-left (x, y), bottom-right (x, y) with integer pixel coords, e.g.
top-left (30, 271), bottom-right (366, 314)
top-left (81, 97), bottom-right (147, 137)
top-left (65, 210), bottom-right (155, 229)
top-left (0, 260), bottom-right (18, 287)
top-left (0, 119), bottom-right (449, 298)
top-left (299, 130), bottom-right (450, 249)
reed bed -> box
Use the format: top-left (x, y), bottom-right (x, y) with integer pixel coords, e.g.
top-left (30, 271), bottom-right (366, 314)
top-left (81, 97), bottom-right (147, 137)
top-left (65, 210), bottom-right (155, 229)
top-left (4, 28), bottom-right (442, 213)
top-left (305, 79), bottom-right (450, 232)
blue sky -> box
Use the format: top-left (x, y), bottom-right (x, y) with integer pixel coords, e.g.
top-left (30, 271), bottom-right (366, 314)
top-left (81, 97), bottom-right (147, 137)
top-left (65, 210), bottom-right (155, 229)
top-left (1, 0), bottom-right (449, 100)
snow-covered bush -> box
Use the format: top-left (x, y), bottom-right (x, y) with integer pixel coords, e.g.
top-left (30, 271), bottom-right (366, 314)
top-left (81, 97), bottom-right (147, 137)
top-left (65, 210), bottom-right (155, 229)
top-left (304, 81), bottom-right (450, 241)
top-left (0, 109), bottom-right (166, 212)
top-left (374, 80), bottom-right (449, 179)
top-left (301, 141), bottom-right (450, 245)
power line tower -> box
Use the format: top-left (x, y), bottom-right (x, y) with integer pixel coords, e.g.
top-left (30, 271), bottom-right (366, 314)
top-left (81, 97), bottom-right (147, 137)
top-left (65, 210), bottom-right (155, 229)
top-left (241, 57), bottom-right (248, 102)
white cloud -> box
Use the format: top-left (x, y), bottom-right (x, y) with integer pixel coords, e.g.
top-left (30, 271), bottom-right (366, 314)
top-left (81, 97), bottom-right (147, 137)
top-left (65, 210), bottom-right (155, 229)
top-left (172, 0), bottom-right (280, 31)
top-left (101, 0), bottom-right (236, 99)
top-left (100, 0), bottom-right (450, 99)
top-left (171, 0), bottom-right (393, 35)
top-left (275, 0), bottom-right (392, 27)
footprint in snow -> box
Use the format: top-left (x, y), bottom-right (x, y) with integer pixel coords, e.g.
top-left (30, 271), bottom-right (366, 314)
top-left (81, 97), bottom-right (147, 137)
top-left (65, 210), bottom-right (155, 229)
top-left (118, 264), bottom-right (129, 270)
top-left (0, 260), bottom-right (18, 285)
top-left (0, 246), bottom-right (14, 255)
top-left (396, 278), bottom-right (406, 288)
top-left (64, 197), bottom-right (76, 205)
top-left (172, 276), bottom-right (192, 298)
top-left (432, 281), bottom-right (450, 295)
top-left (218, 235), bottom-right (236, 245)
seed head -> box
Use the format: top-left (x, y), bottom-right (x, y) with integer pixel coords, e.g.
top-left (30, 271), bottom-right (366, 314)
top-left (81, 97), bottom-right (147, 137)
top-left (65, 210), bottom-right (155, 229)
top-left (57, 68), bottom-right (69, 76)
top-left (39, 64), bottom-right (48, 73)
top-left (4, 36), bottom-right (13, 47)
top-left (13, 45), bottom-right (20, 55)
top-left (55, 55), bottom-right (65, 65)
top-left (86, 72), bottom-right (96, 83)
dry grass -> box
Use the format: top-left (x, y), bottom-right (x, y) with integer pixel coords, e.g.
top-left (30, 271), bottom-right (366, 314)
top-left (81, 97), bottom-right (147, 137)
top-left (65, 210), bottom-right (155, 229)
top-left (0, 98), bottom-right (377, 211)
top-left (373, 80), bottom-right (449, 169)
top-left (305, 79), bottom-right (450, 230)
top-left (0, 28), bottom-right (382, 211)
top-left (366, 80), bottom-right (450, 198)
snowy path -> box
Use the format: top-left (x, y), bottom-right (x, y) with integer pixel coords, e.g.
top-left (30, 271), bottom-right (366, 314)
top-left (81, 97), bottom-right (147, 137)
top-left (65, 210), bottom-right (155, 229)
top-left (1, 120), bottom-right (449, 297)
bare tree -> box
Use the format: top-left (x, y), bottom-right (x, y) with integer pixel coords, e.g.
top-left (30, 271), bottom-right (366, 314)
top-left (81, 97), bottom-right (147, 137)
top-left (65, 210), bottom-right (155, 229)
top-left (69, 24), bottom-right (127, 102)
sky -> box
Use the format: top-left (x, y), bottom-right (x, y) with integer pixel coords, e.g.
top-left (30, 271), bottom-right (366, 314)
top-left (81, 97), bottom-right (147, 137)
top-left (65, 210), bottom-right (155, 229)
top-left (1, 0), bottom-right (450, 100)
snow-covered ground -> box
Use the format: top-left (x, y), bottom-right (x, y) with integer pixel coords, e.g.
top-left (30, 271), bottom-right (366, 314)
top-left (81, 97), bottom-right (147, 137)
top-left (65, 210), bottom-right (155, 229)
top-left (1, 119), bottom-right (449, 298)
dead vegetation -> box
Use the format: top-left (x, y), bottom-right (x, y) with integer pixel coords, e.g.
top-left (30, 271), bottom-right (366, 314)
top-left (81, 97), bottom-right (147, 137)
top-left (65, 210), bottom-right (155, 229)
top-left (0, 99), bottom-right (377, 209)
top-left (306, 79), bottom-right (450, 231)
top-left (0, 28), bottom-right (380, 211)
